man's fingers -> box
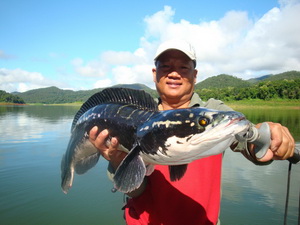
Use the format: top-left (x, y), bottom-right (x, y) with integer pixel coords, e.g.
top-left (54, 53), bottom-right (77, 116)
top-left (268, 123), bottom-right (295, 160)
top-left (89, 126), bottom-right (98, 141)
top-left (254, 122), bottom-right (295, 161)
top-left (94, 129), bottom-right (109, 150)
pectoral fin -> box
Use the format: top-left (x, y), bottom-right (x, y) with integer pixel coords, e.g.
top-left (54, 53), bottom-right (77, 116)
top-left (73, 140), bottom-right (100, 174)
top-left (169, 164), bottom-right (188, 181)
top-left (113, 144), bottom-right (145, 193)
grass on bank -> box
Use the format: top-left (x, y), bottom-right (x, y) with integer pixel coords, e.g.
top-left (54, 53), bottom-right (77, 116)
top-left (224, 99), bottom-right (300, 109)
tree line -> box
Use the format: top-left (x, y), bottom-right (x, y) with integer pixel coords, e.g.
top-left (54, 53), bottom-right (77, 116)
top-left (195, 79), bottom-right (300, 101)
top-left (0, 90), bottom-right (25, 104)
top-left (1, 76), bottom-right (300, 104)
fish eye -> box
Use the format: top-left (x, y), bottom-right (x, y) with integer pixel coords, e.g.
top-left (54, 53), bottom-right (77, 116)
top-left (199, 117), bottom-right (209, 127)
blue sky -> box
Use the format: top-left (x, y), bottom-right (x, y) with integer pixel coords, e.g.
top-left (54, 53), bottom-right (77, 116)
top-left (1, 0), bottom-right (300, 92)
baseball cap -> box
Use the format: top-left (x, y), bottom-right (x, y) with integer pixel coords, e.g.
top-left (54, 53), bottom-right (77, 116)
top-left (154, 39), bottom-right (197, 66)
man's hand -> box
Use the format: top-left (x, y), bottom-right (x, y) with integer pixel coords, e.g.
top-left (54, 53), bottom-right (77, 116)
top-left (89, 126), bottom-right (127, 170)
top-left (253, 122), bottom-right (295, 162)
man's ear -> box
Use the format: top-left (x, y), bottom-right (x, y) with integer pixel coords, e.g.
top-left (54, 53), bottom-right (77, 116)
top-left (152, 68), bottom-right (157, 82)
top-left (194, 69), bottom-right (198, 83)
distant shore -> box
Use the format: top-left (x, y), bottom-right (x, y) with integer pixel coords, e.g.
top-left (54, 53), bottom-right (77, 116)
top-left (225, 99), bottom-right (300, 109)
top-left (1, 99), bottom-right (299, 109)
top-left (0, 102), bottom-right (27, 105)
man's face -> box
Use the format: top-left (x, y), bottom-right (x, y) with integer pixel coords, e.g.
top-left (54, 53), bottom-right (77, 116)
top-left (153, 49), bottom-right (197, 104)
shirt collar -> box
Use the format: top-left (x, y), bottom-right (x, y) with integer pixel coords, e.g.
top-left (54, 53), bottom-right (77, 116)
top-left (156, 92), bottom-right (204, 108)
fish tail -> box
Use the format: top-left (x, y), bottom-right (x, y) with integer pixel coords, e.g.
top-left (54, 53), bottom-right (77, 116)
top-left (61, 154), bottom-right (74, 194)
top-left (61, 168), bottom-right (74, 194)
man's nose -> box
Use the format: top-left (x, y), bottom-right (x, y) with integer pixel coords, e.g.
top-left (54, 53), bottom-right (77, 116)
top-left (167, 70), bottom-right (181, 78)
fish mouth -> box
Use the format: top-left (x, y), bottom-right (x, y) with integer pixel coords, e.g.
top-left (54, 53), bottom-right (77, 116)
top-left (225, 116), bottom-right (246, 127)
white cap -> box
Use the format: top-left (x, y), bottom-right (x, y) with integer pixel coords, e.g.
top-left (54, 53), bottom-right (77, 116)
top-left (154, 39), bottom-right (197, 65)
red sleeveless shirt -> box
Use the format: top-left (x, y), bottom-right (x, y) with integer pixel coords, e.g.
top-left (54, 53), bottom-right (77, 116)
top-left (124, 154), bottom-right (223, 225)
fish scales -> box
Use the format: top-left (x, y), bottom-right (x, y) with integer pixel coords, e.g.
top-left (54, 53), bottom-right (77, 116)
top-left (76, 103), bottom-right (157, 151)
top-left (61, 88), bottom-right (250, 193)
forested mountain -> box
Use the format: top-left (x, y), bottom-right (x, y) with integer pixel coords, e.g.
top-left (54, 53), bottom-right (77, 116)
top-left (0, 90), bottom-right (25, 104)
top-left (197, 79), bottom-right (300, 101)
top-left (15, 83), bottom-right (158, 104)
top-left (247, 71), bottom-right (300, 83)
top-left (196, 71), bottom-right (300, 88)
top-left (15, 86), bottom-right (101, 104)
top-left (195, 70), bottom-right (300, 101)
top-left (247, 75), bottom-right (272, 83)
top-left (196, 74), bottom-right (251, 89)
top-left (2, 70), bottom-right (299, 104)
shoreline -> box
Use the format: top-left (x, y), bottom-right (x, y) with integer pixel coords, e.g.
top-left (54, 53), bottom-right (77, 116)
top-left (0, 103), bottom-right (28, 106)
top-left (224, 99), bottom-right (300, 109)
top-left (1, 99), bottom-right (299, 109)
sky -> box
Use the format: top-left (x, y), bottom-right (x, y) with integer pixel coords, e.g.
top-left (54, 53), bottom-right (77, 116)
top-left (1, 0), bottom-right (300, 93)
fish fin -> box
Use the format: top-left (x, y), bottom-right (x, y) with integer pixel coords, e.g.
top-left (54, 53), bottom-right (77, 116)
top-left (61, 154), bottom-right (74, 194)
top-left (73, 140), bottom-right (101, 174)
top-left (72, 88), bottom-right (158, 130)
top-left (113, 144), bottom-right (146, 193)
top-left (74, 152), bottom-right (100, 174)
top-left (169, 164), bottom-right (188, 181)
top-left (145, 164), bottom-right (155, 176)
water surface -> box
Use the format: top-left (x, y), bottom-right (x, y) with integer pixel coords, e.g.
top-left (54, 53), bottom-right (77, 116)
top-left (0, 105), bottom-right (299, 224)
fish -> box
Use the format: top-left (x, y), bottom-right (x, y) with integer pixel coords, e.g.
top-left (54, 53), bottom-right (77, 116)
top-left (61, 88), bottom-right (249, 194)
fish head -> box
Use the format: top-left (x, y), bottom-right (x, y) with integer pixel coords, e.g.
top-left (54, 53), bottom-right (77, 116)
top-left (187, 108), bottom-right (249, 147)
top-left (138, 107), bottom-right (250, 164)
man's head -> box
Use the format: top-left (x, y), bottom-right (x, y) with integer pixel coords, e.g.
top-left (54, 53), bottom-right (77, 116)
top-left (154, 39), bottom-right (197, 68)
top-left (152, 40), bottom-right (198, 109)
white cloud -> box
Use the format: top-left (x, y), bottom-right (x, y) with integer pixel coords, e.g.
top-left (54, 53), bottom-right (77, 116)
top-left (70, 2), bottom-right (300, 88)
top-left (71, 57), bottom-right (109, 77)
top-left (144, 6), bottom-right (175, 40)
top-left (101, 50), bottom-right (145, 65)
top-left (0, 68), bottom-right (61, 92)
top-left (93, 78), bottom-right (113, 89)
top-left (139, 2), bottom-right (300, 80)
top-left (4, 0), bottom-right (300, 92)
top-left (76, 1), bottom-right (299, 87)
top-left (111, 64), bottom-right (153, 87)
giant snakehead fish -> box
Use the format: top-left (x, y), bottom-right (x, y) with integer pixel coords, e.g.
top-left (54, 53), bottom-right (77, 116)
top-left (61, 88), bottom-right (250, 193)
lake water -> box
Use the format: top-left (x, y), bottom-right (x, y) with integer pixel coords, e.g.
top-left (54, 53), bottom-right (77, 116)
top-left (0, 105), bottom-right (299, 225)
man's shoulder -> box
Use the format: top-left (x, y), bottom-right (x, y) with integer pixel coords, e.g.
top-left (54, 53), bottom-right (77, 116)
top-left (191, 93), bottom-right (232, 111)
top-left (204, 98), bottom-right (232, 111)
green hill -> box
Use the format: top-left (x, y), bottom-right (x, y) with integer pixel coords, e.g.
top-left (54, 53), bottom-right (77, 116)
top-left (247, 71), bottom-right (300, 83)
top-left (12, 70), bottom-right (300, 104)
top-left (16, 84), bottom-right (157, 104)
top-left (262, 71), bottom-right (300, 81)
top-left (196, 71), bottom-right (300, 89)
top-left (196, 74), bottom-right (251, 89)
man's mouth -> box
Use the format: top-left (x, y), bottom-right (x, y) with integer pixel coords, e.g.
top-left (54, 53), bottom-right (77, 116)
top-left (166, 82), bottom-right (182, 88)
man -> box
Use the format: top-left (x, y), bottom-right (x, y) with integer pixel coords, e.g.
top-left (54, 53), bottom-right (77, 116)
top-left (89, 40), bottom-right (295, 224)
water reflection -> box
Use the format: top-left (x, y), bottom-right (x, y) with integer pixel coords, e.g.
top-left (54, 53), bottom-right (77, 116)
top-left (235, 107), bottom-right (300, 141)
top-left (221, 148), bottom-right (300, 224)
top-left (0, 105), bottom-right (80, 122)
top-left (0, 105), bottom-right (125, 225)
top-left (0, 105), bottom-right (299, 225)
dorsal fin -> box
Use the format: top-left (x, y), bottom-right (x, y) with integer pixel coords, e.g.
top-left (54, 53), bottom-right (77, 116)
top-left (72, 88), bottom-right (158, 130)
